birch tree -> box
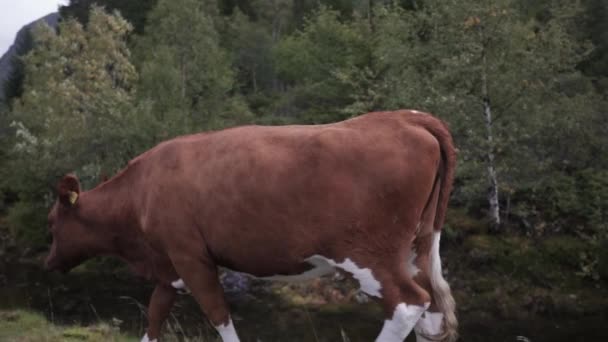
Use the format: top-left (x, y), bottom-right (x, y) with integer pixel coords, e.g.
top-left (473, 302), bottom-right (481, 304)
top-left (370, 0), bottom-right (591, 229)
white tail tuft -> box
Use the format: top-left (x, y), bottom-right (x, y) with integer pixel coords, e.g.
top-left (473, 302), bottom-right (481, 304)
top-left (428, 232), bottom-right (458, 342)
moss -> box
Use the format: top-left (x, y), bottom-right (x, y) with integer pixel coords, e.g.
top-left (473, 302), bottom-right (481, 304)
top-left (462, 235), bottom-right (521, 274)
top-left (445, 208), bottom-right (487, 234)
top-left (460, 234), bottom-right (595, 288)
top-left (0, 310), bottom-right (56, 340)
top-left (452, 231), bottom-right (608, 328)
top-left (542, 236), bottom-right (588, 268)
top-left (464, 234), bottom-right (496, 250)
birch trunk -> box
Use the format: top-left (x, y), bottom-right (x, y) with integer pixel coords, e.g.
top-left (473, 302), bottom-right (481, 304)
top-left (368, 0), bottom-right (375, 32)
top-left (482, 46), bottom-right (501, 229)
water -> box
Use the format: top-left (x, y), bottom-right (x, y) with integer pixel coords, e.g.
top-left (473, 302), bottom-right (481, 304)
top-left (2, 262), bottom-right (607, 342)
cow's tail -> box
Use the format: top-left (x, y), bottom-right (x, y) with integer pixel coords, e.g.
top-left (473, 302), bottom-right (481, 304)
top-left (408, 112), bottom-right (457, 232)
top-left (427, 225), bottom-right (458, 342)
top-left (408, 112), bottom-right (458, 342)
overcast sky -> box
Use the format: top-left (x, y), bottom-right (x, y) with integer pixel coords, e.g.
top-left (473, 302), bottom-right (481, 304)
top-left (0, 0), bottom-right (68, 56)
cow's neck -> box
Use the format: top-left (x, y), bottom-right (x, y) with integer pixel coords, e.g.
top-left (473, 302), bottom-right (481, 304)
top-left (79, 170), bottom-right (148, 268)
top-left (77, 166), bottom-right (174, 281)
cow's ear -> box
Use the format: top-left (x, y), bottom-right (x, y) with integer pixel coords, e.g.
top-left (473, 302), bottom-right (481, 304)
top-left (57, 174), bottom-right (81, 207)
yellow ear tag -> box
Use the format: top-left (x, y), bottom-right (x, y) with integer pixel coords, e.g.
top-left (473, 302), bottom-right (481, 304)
top-left (69, 191), bottom-right (78, 205)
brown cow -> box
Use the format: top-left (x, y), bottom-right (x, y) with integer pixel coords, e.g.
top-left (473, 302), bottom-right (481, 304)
top-left (45, 110), bottom-right (457, 342)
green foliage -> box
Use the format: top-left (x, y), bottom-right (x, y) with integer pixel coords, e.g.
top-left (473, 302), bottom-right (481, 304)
top-left (12, 7), bottom-right (139, 171)
top-left (361, 0), bottom-right (604, 233)
top-left (60, 0), bottom-right (159, 34)
top-left (5, 200), bottom-right (47, 250)
top-left (274, 6), bottom-right (371, 122)
top-left (462, 234), bottom-right (597, 285)
top-left (4, 7), bottom-right (142, 246)
top-left (225, 9), bottom-right (277, 95)
top-left (135, 0), bottom-right (251, 135)
top-left (0, 0), bottom-right (606, 251)
top-left (579, 0), bottom-right (608, 91)
top-left (530, 169), bottom-right (608, 234)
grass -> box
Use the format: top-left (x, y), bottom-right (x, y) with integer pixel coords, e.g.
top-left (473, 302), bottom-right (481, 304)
top-left (0, 310), bottom-right (137, 342)
top-left (0, 309), bottom-right (355, 342)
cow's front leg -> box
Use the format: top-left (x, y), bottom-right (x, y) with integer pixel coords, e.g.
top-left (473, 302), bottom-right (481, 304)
top-left (170, 253), bottom-right (240, 342)
top-left (142, 283), bottom-right (177, 342)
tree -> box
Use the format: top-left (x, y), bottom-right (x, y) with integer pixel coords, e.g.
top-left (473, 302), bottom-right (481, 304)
top-left (365, 0), bottom-right (597, 230)
top-left (5, 7), bottom-right (141, 246)
top-left (135, 0), bottom-right (250, 136)
top-left (225, 10), bottom-right (277, 95)
top-left (60, 0), bottom-right (159, 34)
top-left (579, 0), bottom-right (608, 92)
top-left (273, 6), bottom-right (371, 122)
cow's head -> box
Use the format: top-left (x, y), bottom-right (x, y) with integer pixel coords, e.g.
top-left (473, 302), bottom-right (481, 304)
top-left (45, 174), bottom-right (98, 273)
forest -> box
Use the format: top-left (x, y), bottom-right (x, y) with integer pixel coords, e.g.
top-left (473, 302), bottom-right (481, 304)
top-left (0, 0), bottom-right (607, 341)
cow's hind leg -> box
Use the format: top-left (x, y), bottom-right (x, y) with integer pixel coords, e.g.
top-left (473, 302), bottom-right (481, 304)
top-left (169, 248), bottom-right (240, 342)
top-left (412, 232), bottom-right (457, 342)
top-left (371, 258), bottom-right (431, 342)
top-left (409, 233), bottom-right (441, 342)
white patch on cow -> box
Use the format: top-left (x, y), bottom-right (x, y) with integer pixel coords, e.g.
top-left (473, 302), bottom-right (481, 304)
top-left (429, 232), bottom-right (454, 316)
top-left (140, 333), bottom-right (157, 342)
top-left (409, 110), bottom-right (427, 115)
top-left (215, 318), bottom-right (240, 342)
top-left (424, 231), bottom-right (458, 342)
top-left (171, 278), bottom-right (190, 294)
top-left (375, 302), bottom-right (429, 342)
top-left (414, 311), bottom-right (444, 342)
top-left (235, 255), bottom-right (382, 297)
top-left (431, 232), bottom-right (445, 283)
top-left (171, 278), bottom-right (185, 289)
top-left (406, 248), bottom-right (420, 278)
top-left (305, 255), bottom-right (383, 298)
top-left (263, 256), bottom-right (335, 282)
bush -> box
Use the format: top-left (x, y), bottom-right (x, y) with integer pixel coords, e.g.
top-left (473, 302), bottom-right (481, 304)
top-left (6, 199), bottom-right (48, 253)
top-left (508, 168), bottom-right (608, 236)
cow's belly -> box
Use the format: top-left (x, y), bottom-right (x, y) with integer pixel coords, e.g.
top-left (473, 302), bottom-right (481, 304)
top-left (254, 255), bottom-right (336, 282)
top-left (171, 257), bottom-right (335, 294)
top-left (215, 254), bottom-right (336, 282)
top-left (173, 254), bottom-right (383, 299)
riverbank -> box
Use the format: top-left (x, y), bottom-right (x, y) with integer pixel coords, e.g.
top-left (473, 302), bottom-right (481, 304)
top-left (1, 219), bottom-right (607, 341)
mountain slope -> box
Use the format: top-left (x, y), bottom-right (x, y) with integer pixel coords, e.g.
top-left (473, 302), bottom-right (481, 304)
top-left (0, 12), bottom-right (60, 103)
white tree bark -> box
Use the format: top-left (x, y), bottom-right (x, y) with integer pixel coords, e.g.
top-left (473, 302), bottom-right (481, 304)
top-left (481, 49), bottom-right (501, 229)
